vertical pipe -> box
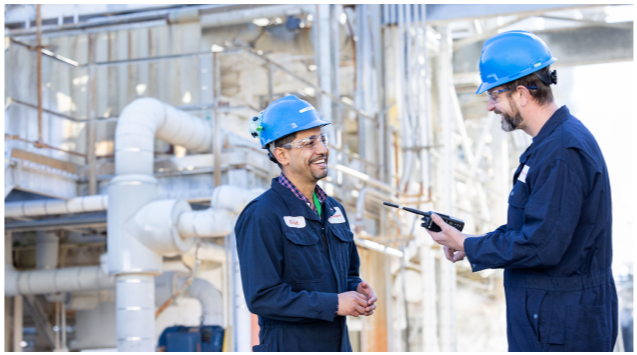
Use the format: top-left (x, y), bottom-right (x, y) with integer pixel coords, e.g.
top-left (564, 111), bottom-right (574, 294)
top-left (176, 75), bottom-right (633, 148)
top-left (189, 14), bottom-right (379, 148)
top-left (61, 302), bottom-right (67, 350)
top-left (384, 253), bottom-right (392, 351)
top-left (420, 5), bottom-right (433, 198)
top-left (9, 231), bottom-right (23, 352)
top-left (400, 244), bottom-right (410, 351)
top-left (54, 303), bottom-right (60, 350)
top-left (267, 64), bottom-right (274, 105)
top-left (213, 52), bottom-right (222, 188)
top-left (397, 5), bottom-right (414, 193)
top-left (223, 234), bottom-right (230, 329)
top-left (312, 5), bottom-right (322, 112)
top-left (370, 5), bottom-right (384, 180)
top-left (436, 25), bottom-right (457, 351)
top-left (420, 243), bottom-right (439, 351)
top-left (331, 4), bottom-right (341, 119)
top-left (13, 296), bottom-right (22, 352)
top-left (317, 5), bottom-right (332, 125)
top-left (36, 4), bottom-right (43, 146)
top-left (36, 231), bottom-right (59, 270)
top-left (87, 60), bottom-right (98, 194)
top-left (116, 274), bottom-right (156, 351)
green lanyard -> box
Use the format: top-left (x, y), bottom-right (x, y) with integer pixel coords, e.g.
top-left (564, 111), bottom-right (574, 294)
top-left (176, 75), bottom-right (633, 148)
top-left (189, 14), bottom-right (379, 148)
top-left (313, 191), bottom-right (322, 218)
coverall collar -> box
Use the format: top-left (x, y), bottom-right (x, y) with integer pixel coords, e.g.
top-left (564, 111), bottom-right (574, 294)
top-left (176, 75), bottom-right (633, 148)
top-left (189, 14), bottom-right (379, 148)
top-left (271, 177), bottom-right (322, 222)
top-left (520, 105), bottom-right (570, 164)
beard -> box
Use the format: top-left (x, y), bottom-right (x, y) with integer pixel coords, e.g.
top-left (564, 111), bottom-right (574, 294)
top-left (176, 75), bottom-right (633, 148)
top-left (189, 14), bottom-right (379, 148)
top-left (496, 105), bottom-right (523, 132)
top-left (309, 154), bottom-right (328, 180)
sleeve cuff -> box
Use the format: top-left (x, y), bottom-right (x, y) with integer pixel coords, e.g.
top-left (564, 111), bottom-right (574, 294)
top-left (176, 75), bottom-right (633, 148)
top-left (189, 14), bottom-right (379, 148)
top-left (463, 236), bottom-right (487, 272)
top-left (348, 280), bottom-right (362, 292)
top-left (315, 292), bottom-right (339, 322)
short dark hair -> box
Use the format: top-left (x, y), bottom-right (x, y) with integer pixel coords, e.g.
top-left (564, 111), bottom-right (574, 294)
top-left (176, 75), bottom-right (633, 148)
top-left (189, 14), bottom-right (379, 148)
top-left (269, 132), bottom-right (297, 169)
top-left (501, 66), bottom-right (554, 106)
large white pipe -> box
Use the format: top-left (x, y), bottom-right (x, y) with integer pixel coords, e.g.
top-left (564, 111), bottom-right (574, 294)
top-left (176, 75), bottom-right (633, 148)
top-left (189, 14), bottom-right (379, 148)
top-left (4, 266), bottom-right (115, 296)
top-left (36, 231), bottom-right (59, 270)
top-left (155, 272), bottom-right (223, 326)
top-left (111, 98), bottom-right (216, 352)
top-left (210, 185), bottom-right (264, 214)
top-left (4, 195), bottom-right (108, 218)
top-left (116, 274), bottom-right (155, 351)
top-left (178, 208), bottom-right (235, 238)
top-left (178, 185), bottom-right (264, 238)
top-left (115, 97), bottom-right (213, 176)
top-left (184, 241), bottom-right (227, 263)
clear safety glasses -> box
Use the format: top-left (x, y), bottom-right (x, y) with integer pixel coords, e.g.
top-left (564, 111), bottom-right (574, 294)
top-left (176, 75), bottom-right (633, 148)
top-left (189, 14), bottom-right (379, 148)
top-left (485, 86), bottom-right (538, 102)
top-left (280, 134), bottom-right (329, 150)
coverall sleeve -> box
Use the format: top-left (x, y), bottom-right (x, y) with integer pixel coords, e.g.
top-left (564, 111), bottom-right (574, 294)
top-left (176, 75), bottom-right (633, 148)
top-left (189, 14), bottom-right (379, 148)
top-left (464, 158), bottom-right (585, 271)
top-left (235, 204), bottom-right (338, 323)
top-left (340, 208), bottom-right (363, 292)
top-left (347, 241), bottom-right (363, 291)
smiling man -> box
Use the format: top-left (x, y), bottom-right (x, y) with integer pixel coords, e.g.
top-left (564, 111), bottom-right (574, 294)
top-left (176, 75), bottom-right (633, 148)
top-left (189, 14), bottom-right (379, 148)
top-left (235, 95), bottom-right (377, 352)
top-left (424, 31), bottom-right (617, 351)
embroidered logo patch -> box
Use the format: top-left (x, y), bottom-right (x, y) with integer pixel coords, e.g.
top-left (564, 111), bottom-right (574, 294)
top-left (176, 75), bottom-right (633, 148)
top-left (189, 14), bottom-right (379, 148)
top-left (328, 207), bottom-right (346, 224)
top-left (284, 216), bottom-right (306, 228)
top-left (518, 165), bottom-right (530, 183)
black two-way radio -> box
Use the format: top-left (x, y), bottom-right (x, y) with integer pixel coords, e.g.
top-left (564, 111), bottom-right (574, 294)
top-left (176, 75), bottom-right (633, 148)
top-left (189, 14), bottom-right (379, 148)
top-left (383, 202), bottom-right (465, 232)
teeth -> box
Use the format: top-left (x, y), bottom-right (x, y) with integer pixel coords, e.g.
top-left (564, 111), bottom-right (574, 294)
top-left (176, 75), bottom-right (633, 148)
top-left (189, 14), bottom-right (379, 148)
top-left (314, 160), bottom-right (325, 164)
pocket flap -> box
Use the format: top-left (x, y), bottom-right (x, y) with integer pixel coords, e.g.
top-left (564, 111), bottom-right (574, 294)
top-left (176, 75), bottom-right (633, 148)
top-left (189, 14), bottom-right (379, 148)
top-left (332, 226), bottom-right (354, 242)
top-left (508, 182), bottom-right (529, 208)
top-left (284, 230), bottom-right (319, 246)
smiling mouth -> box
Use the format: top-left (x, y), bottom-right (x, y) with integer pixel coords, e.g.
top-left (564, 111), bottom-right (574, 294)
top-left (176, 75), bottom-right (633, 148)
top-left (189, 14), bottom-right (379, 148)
top-left (310, 158), bottom-right (327, 168)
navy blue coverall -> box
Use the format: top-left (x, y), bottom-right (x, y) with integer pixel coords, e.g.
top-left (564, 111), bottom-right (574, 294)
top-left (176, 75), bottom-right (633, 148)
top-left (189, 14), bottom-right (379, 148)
top-left (464, 106), bottom-right (618, 351)
top-left (235, 178), bottom-right (363, 352)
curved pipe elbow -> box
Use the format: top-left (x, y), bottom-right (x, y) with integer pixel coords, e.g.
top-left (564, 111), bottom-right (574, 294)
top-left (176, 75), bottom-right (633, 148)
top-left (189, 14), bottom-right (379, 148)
top-left (115, 98), bottom-right (213, 175)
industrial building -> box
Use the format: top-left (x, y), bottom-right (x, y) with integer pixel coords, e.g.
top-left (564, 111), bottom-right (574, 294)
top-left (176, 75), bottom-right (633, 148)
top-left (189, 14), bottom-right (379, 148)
top-left (3, 4), bottom-right (633, 352)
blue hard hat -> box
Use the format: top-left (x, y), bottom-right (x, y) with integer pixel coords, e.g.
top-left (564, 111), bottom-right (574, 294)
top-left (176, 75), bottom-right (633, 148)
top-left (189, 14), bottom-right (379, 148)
top-left (476, 30), bottom-right (557, 94)
top-left (249, 95), bottom-right (331, 148)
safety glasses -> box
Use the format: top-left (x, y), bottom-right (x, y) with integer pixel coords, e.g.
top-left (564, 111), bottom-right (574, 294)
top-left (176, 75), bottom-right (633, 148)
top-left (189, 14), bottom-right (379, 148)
top-left (486, 86), bottom-right (538, 102)
top-left (280, 134), bottom-right (329, 150)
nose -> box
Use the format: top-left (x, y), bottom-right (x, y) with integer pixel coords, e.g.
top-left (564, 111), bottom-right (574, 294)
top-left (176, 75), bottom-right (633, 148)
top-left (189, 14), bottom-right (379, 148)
top-left (487, 99), bottom-right (496, 112)
top-left (314, 139), bottom-right (328, 155)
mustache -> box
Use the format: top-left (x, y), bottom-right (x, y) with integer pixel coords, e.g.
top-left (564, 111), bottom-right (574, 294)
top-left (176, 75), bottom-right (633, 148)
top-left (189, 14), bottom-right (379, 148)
top-left (309, 154), bottom-right (328, 164)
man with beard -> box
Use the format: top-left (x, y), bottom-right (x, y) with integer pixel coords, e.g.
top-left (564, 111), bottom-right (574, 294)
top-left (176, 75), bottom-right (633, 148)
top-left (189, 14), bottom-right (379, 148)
top-left (235, 95), bottom-right (377, 352)
top-left (424, 31), bottom-right (617, 351)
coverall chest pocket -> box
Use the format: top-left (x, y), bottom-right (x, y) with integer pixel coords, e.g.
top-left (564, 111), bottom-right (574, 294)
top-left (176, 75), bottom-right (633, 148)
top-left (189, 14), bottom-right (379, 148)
top-left (329, 226), bottom-right (353, 269)
top-left (507, 181), bottom-right (529, 230)
top-left (284, 230), bottom-right (325, 283)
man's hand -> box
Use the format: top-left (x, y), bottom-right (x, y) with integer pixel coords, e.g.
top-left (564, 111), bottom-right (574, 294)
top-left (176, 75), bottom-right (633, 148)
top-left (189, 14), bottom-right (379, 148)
top-left (425, 213), bottom-right (468, 251)
top-left (443, 245), bottom-right (466, 263)
top-left (337, 291), bottom-right (368, 317)
top-left (356, 281), bottom-right (377, 316)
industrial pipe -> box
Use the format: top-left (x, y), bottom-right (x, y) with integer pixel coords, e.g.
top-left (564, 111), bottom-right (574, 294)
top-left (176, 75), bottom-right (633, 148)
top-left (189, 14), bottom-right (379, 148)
top-left (4, 266), bottom-right (115, 297)
top-left (4, 195), bottom-right (108, 218)
top-left (178, 185), bottom-right (263, 238)
top-left (115, 97), bottom-right (213, 175)
top-left (178, 208), bottom-right (235, 238)
top-left (210, 185), bottom-right (264, 214)
top-left (110, 98), bottom-right (215, 352)
top-left (155, 271), bottom-right (223, 326)
top-left (184, 241), bottom-right (227, 263)
top-left (36, 231), bottom-right (59, 270)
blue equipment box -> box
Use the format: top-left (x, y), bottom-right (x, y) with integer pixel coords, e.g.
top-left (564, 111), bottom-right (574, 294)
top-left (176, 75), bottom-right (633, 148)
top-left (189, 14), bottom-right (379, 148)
top-left (158, 325), bottom-right (224, 352)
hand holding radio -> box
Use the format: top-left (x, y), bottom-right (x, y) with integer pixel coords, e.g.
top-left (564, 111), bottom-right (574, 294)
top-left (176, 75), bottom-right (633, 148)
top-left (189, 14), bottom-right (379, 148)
top-left (383, 202), bottom-right (468, 252)
top-left (425, 212), bottom-right (468, 252)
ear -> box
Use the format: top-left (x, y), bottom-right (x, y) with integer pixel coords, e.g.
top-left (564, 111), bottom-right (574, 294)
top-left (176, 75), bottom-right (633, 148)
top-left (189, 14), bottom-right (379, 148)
top-left (516, 85), bottom-right (531, 107)
top-left (273, 147), bottom-right (290, 167)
